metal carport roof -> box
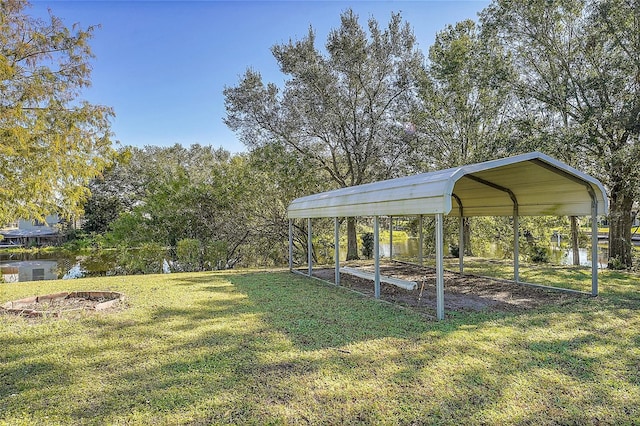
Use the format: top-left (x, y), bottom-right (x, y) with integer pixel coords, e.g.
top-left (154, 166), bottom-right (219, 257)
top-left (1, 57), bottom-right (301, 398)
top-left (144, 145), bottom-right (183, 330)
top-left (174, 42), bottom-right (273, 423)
top-left (287, 152), bottom-right (608, 219)
top-left (286, 152), bottom-right (609, 320)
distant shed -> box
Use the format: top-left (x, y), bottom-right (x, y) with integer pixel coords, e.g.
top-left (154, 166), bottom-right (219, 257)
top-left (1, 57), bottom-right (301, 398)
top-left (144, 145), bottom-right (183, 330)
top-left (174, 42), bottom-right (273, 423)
top-left (287, 152), bottom-right (608, 320)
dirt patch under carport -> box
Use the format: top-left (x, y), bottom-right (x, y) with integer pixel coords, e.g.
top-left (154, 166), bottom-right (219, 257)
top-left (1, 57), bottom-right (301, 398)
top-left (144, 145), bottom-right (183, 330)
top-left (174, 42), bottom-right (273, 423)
top-left (311, 261), bottom-right (586, 317)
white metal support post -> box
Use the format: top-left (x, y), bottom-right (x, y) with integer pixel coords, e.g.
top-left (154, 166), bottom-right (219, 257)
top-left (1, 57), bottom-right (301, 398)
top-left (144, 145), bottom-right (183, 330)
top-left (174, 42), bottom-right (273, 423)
top-left (374, 216), bottom-right (381, 299)
top-left (288, 219), bottom-right (293, 271)
top-left (307, 218), bottom-right (313, 277)
top-left (514, 206), bottom-right (519, 283)
top-left (435, 213), bottom-right (445, 320)
top-left (418, 215), bottom-right (424, 266)
top-left (334, 217), bottom-right (340, 286)
top-left (389, 216), bottom-right (393, 261)
top-left (459, 216), bottom-right (464, 274)
top-left (591, 201), bottom-right (599, 296)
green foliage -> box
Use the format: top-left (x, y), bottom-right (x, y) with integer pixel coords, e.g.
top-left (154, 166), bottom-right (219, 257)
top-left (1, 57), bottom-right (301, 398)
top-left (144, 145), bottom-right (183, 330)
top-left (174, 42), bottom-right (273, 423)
top-left (608, 256), bottom-right (626, 270)
top-left (175, 238), bottom-right (202, 272)
top-left (89, 143), bottom-right (334, 270)
top-left (481, 0), bottom-right (640, 267)
top-left (414, 19), bottom-right (516, 171)
top-left (224, 9), bottom-right (424, 259)
top-left (203, 241), bottom-right (227, 270)
top-left (82, 149), bottom-right (138, 234)
top-left (115, 243), bottom-right (166, 275)
top-left (99, 145), bottom-right (248, 267)
top-left (361, 232), bottom-right (374, 259)
top-left (527, 244), bottom-right (550, 263)
top-left (60, 235), bottom-right (93, 252)
top-left (0, 0), bottom-right (114, 225)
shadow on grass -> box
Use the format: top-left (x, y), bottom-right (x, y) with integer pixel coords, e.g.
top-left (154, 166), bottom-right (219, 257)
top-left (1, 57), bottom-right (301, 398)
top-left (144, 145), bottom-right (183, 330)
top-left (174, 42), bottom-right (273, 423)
top-left (0, 269), bottom-right (638, 424)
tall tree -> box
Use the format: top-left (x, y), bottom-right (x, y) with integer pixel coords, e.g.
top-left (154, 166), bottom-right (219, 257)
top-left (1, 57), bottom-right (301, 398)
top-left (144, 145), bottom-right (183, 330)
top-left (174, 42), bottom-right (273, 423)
top-left (0, 0), bottom-right (114, 226)
top-left (415, 19), bottom-right (515, 170)
top-left (224, 9), bottom-right (423, 259)
top-left (414, 19), bottom-right (515, 254)
top-left (482, 0), bottom-right (640, 267)
top-left (246, 143), bottom-right (334, 266)
top-left (82, 149), bottom-right (140, 234)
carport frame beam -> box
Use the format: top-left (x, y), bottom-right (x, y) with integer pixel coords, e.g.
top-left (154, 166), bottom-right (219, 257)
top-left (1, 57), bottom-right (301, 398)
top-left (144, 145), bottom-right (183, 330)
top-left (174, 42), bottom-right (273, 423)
top-left (464, 174), bottom-right (520, 283)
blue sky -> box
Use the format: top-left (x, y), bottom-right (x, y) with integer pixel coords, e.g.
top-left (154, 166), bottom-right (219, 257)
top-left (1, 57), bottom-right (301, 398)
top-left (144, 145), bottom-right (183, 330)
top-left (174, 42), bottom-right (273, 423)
top-left (31, 1), bottom-right (489, 153)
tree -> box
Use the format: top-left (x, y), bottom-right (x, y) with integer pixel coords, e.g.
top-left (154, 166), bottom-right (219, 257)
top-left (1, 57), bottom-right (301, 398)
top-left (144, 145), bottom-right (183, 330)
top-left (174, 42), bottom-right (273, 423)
top-left (481, 0), bottom-right (640, 268)
top-left (413, 19), bottom-right (516, 255)
top-left (246, 143), bottom-right (333, 266)
top-left (99, 145), bottom-right (272, 269)
top-left (0, 0), bottom-right (114, 226)
top-left (82, 149), bottom-right (140, 234)
top-left (224, 9), bottom-right (424, 259)
top-left (415, 19), bottom-right (515, 170)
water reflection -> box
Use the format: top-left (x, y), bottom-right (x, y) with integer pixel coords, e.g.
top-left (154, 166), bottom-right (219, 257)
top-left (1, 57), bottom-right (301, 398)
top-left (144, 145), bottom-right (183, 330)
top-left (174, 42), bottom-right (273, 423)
top-left (0, 250), bottom-right (114, 283)
top-left (0, 260), bottom-right (58, 283)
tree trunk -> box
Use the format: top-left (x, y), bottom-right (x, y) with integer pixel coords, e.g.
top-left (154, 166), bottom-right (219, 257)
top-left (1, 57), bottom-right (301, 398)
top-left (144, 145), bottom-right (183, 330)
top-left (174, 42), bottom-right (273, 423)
top-left (463, 217), bottom-right (473, 256)
top-left (608, 193), bottom-right (634, 269)
top-left (570, 216), bottom-right (580, 266)
top-left (346, 217), bottom-right (359, 260)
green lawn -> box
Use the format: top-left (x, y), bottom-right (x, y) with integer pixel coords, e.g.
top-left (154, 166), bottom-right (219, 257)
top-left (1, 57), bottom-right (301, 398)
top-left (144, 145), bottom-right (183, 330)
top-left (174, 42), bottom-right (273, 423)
top-left (1, 268), bottom-right (639, 425)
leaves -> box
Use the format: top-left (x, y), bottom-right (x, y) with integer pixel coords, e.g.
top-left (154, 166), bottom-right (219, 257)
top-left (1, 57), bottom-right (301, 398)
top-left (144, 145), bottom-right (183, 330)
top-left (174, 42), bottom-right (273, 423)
top-left (481, 0), bottom-right (640, 266)
top-left (414, 19), bottom-right (516, 171)
top-left (0, 0), bottom-right (114, 225)
top-left (224, 8), bottom-right (424, 188)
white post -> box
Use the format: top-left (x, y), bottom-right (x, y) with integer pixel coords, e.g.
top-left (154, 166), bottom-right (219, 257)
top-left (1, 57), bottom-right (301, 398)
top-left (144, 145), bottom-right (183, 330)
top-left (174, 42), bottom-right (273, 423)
top-left (307, 218), bottom-right (313, 277)
top-left (335, 217), bottom-right (340, 286)
top-left (513, 208), bottom-right (519, 283)
top-left (436, 213), bottom-right (445, 320)
top-left (389, 216), bottom-right (393, 261)
top-left (418, 215), bottom-right (424, 266)
top-left (374, 216), bottom-right (381, 299)
top-left (459, 216), bottom-right (464, 274)
top-left (591, 203), bottom-right (598, 296)
top-left (288, 219), bottom-right (293, 271)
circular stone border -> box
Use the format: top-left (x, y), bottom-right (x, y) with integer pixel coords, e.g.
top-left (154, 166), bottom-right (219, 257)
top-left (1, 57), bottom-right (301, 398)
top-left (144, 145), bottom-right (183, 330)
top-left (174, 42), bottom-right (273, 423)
top-left (1, 291), bottom-right (125, 317)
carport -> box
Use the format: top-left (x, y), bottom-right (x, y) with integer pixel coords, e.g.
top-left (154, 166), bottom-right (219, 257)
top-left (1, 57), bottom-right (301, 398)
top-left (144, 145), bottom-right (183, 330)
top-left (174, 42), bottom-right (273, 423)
top-left (287, 152), bottom-right (608, 320)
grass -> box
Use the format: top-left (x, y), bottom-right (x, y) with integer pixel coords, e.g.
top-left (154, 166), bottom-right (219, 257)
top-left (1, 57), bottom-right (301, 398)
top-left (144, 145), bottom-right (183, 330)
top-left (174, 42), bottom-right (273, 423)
top-left (598, 226), bottom-right (640, 234)
top-left (1, 266), bottom-right (639, 425)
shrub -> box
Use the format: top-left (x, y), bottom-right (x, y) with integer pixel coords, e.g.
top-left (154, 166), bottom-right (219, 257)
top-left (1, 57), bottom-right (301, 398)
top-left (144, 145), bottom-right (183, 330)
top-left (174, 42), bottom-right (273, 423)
top-left (361, 232), bottom-right (374, 259)
top-left (176, 238), bottom-right (202, 272)
top-left (116, 243), bottom-right (166, 275)
top-left (529, 244), bottom-right (550, 263)
top-left (204, 241), bottom-right (228, 270)
top-left (608, 256), bottom-right (626, 270)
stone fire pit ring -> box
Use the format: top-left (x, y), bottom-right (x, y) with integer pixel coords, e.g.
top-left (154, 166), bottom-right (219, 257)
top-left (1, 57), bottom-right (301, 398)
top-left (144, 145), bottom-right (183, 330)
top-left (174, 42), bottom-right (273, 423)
top-left (1, 291), bottom-right (125, 317)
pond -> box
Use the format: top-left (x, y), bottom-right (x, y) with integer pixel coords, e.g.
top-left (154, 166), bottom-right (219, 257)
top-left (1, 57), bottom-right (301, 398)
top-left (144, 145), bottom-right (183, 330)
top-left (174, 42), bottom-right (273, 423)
top-left (0, 239), bottom-right (612, 283)
top-left (379, 238), bottom-right (610, 268)
top-left (0, 250), bottom-right (118, 283)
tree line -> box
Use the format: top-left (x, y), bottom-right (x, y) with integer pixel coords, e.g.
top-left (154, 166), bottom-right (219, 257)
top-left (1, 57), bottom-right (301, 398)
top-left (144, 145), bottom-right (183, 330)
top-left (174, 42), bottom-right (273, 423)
top-left (2, 0), bottom-right (638, 268)
top-left (80, 144), bottom-right (326, 269)
top-left (225, 0), bottom-right (639, 268)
